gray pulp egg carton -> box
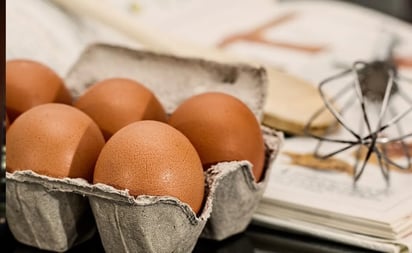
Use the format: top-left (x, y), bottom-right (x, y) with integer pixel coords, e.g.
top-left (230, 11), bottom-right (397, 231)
top-left (6, 171), bottom-right (213, 252)
top-left (6, 173), bottom-right (96, 251)
top-left (6, 43), bottom-right (283, 252)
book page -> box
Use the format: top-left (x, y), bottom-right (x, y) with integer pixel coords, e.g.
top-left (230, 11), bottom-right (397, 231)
top-left (262, 134), bottom-right (412, 222)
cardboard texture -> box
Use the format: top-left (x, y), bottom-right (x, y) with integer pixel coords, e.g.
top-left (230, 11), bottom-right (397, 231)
top-left (87, 185), bottom-right (210, 253)
top-left (6, 174), bottom-right (96, 252)
top-left (6, 43), bottom-right (282, 252)
top-left (6, 170), bottom-right (211, 253)
top-left (65, 44), bottom-right (267, 121)
top-left (201, 126), bottom-right (282, 240)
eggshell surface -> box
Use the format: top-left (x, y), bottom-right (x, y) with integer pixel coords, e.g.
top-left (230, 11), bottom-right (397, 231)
top-left (6, 59), bottom-right (72, 122)
top-left (6, 103), bottom-right (105, 182)
top-left (74, 78), bottom-right (167, 140)
top-left (168, 92), bottom-right (266, 181)
top-left (93, 120), bottom-right (205, 214)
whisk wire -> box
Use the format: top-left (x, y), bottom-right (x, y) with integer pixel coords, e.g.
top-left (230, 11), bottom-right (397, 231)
top-left (319, 69), bottom-right (362, 140)
top-left (304, 58), bottom-right (412, 184)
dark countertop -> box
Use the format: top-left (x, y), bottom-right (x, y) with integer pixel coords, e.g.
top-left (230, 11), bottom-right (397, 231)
top-left (0, 222), bottom-right (381, 253)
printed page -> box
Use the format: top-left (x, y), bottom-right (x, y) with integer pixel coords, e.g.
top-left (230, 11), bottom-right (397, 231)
top-left (261, 135), bottom-right (412, 221)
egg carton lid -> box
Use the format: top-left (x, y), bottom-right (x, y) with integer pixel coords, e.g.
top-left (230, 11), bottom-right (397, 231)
top-left (65, 43), bottom-right (268, 121)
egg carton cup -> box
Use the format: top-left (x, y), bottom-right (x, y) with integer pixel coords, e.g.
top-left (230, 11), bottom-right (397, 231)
top-left (6, 43), bottom-right (283, 251)
top-left (6, 171), bottom-right (213, 253)
top-left (201, 126), bottom-right (282, 240)
top-left (6, 172), bottom-right (95, 252)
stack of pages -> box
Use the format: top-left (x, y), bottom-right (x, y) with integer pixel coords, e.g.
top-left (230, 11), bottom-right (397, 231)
top-left (254, 134), bottom-right (412, 253)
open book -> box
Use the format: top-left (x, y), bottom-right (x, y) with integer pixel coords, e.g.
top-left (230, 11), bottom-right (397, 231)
top-left (253, 132), bottom-right (412, 252)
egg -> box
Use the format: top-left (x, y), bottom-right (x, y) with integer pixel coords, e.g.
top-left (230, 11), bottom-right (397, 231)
top-left (168, 92), bottom-right (266, 181)
top-left (74, 78), bottom-right (167, 140)
top-left (93, 120), bottom-right (205, 214)
top-left (6, 59), bottom-right (72, 122)
top-left (6, 103), bottom-right (105, 182)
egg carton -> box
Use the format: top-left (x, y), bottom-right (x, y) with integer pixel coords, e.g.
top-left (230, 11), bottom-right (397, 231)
top-left (6, 43), bottom-right (283, 252)
top-left (6, 170), bottom-right (212, 252)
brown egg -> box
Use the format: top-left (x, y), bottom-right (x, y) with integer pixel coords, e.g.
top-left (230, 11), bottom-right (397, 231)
top-left (168, 92), bottom-right (266, 181)
top-left (6, 59), bottom-right (72, 122)
top-left (6, 103), bottom-right (105, 182)
top-left (74, 78), bottom-right (167, 140)
top-left (93, 120), bottom-right (205, 214)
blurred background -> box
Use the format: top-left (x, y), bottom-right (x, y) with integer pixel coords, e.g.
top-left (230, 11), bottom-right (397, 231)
top-left (339, 0), bottom-right (411, 22)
